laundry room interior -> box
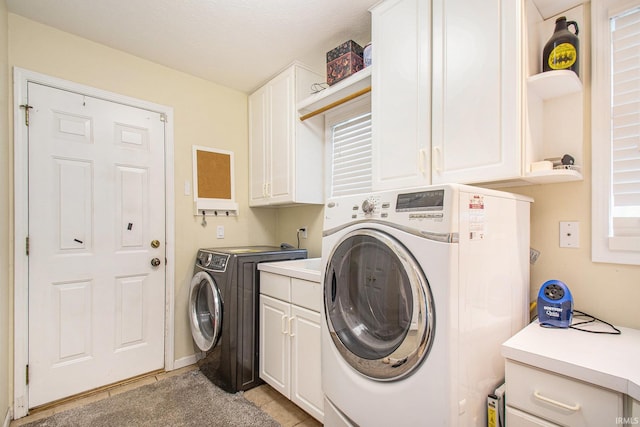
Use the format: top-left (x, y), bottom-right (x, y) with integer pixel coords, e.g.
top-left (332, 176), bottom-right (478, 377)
top-left (1, 0), bottom-right (639, 426)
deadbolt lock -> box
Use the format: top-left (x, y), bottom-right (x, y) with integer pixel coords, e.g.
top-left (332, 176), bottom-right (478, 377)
top-left (151, 240), bottom-right (160, 248)
top-left (151, 257), bottom-right (161, 267)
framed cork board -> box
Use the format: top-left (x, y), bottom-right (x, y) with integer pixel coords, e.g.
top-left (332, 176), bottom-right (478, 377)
top-left (192, 146), bottom-right (238, 216)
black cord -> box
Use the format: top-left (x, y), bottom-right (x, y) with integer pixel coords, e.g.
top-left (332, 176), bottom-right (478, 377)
top-left (296, 230), bottom-right (301, 249)
top-left (537, 309), bottom-right (621, 334)
top-left (569, 310), bottom-right (621, 334)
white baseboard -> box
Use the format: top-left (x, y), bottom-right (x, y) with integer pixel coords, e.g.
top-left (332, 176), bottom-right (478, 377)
top-left (3, 407), bottom-right (11, 427)
top-left (172, 353), bottom-right (201, 370)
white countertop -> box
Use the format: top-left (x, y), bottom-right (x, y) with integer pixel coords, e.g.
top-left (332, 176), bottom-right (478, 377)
top-left (257, 258), bottom-right (322, 283)
top-left (502, 320), bottom-right (640, 401)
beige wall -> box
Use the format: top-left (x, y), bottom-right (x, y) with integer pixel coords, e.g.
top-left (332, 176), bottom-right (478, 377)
top-left (275, 205), bottom-right (324, 258)
top-left (1, 1), bottom-right (10, 423)
top-left (504, 181), bottom-right (640, 330)
top-left (7, 14), bottom-right (281, 368)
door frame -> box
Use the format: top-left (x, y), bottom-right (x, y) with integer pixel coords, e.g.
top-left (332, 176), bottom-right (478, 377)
top-left (12, 68), bottom-right (176, 418)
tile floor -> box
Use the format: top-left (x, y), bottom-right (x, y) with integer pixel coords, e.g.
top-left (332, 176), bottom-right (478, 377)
top-left (243, 384), bottom-right (322, 427)
top-left (10, 365), bottom-right (323, 427)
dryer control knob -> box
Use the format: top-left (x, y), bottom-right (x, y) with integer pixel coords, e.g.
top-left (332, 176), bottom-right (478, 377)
top-left (362, 199), bottom-right (376, 214)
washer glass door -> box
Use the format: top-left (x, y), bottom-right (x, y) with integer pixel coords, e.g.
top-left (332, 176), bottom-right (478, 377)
top-left (324, 229), bottom-right (435, 380)
top-left (189, 271), bottom-right (223, 352)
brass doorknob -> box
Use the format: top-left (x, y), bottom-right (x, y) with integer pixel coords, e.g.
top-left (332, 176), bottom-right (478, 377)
top-left (151, 240), bottom-right (160, 248)
top-left (151, 258), bottom-right (161, 267)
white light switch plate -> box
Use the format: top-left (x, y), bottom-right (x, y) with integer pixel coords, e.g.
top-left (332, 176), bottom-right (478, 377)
top-left (560, 221), bottom-right (579, 248)
top-left (216, 225), bottom-right (224, 239)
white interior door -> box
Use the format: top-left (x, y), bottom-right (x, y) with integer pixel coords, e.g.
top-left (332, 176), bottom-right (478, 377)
top-left (27, 82), bottom-right (166, 407)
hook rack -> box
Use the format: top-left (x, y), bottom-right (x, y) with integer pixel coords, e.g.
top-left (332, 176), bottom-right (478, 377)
top-left (195, 200), bottom-right (239, 227)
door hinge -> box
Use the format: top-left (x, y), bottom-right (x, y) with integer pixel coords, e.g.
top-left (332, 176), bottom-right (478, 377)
top-left (19, 104), bottom-right (33, 126)
top-left (159, 113), bottom-right (167, 123)
top-left (26, 236), bottom-right (29, 256)
top-left (26, 364), bottom-right (29, 385)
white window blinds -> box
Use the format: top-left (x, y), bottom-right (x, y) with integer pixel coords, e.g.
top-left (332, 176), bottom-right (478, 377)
top-left (611, 5), bottom-right (640, 249)
top-left (330, 112), bottom-right (372, 197)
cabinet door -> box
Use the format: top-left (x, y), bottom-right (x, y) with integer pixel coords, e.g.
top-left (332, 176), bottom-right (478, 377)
top-left (431, 0), bottom-right (522, 184)
top-left (290, 305), bottom-right (323, 422)
top-left (259, 295), bottom-right (291, 397)
top-left (249, 86), bottom-right (270, 206)
top-left (506, 361), bottom-right (623, 427)
top-left (268, 68), bottom-right (294, 203)
top-left (371, 0), bottom-right (431, 191)
top-left (506, 406), bottom-right (560, 427)
top-left (630, 397), bottom-right (640, 420)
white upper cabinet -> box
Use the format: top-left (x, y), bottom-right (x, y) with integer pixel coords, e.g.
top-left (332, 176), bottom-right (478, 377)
top-left (371, 0), bottom-right (432, 190)
top-left (249, 63), bottom-right (324, 206)
top-left (366, 0), bottom-right (585, 189)
top-left (431, 0), bottom-right (523, 184)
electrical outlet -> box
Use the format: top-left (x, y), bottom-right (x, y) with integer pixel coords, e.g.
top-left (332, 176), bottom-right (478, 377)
top-left (299, 227), bottom-right (308, 239)
top-left (559, 221), bottom-right (579, 248)
top-left (530, 247), bottom-right (540, 264)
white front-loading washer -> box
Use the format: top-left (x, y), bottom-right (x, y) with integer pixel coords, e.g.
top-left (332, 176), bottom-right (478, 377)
top-left (321, 184), bottom-right (532, 426)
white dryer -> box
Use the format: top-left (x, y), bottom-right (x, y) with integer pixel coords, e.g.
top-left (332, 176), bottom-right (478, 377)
top-left (321, 184), bottom-right (532, 426)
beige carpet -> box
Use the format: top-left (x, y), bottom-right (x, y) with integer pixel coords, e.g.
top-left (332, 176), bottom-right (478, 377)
top-left (21, 370), bottom-right (280, 427)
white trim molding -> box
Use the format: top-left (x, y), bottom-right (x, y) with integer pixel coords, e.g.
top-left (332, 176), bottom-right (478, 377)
top-left (3, 407), bottom-right (11, 427)
top-left (591, 0), bottom-right (640, 265)
top-left (173, 353), bottom-right (202, 370)
top-left (12, 67), bottom-right (176, 418)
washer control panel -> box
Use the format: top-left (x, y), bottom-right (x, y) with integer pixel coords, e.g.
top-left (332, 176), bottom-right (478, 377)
top-left (324, 186), bottom-right (456, 236)
top-left (197, 250), bottom-right (230, 272)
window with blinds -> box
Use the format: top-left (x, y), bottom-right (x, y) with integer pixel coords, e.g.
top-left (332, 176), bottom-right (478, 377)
top-left (593, 0), bottom-right (640, 264)
top-left (329, 112), bottom-right (372, 197)
top-left (610, 5), bottom-right (640, 250)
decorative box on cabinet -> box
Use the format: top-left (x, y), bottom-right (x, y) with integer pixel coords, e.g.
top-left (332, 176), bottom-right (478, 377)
top-left (370, 0), bottom-right (431, 191)
top-left (257, 264), bottom-right (323, 422)
top-left (249, 63), bottom-right (324, 207)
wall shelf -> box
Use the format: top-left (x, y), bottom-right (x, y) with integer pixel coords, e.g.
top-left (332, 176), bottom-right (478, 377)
top-left (527, 70), bottom-right (582, 100)
top-left (524, 167), bottom-right (583, 184)
top-left (532, 0), bottom-right (584, 19)
top-left (297, 67), bottom-right (371, 115)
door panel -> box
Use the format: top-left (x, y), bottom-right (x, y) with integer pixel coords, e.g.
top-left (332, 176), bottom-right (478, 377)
top-left (27, 82), bottom-right (166, 407)
top-left (116, 166), bottom-right (147, 249)
top-left (53, 280), bottom-right (92, 364)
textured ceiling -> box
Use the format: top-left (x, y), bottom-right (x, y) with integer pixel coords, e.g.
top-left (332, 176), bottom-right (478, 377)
top-left (6, 0), bottom-right (378, 93)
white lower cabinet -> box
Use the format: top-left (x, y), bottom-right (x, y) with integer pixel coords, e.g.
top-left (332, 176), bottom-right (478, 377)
top-left (505, 361), bottom-right (623, 427)
top-left (259, 272), bottom-right (323, 422)
top-left (507, 406), bottom-right (562, 426)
